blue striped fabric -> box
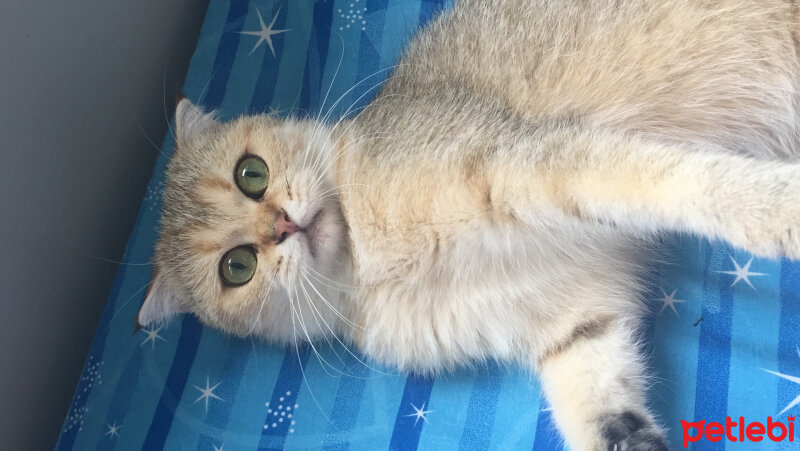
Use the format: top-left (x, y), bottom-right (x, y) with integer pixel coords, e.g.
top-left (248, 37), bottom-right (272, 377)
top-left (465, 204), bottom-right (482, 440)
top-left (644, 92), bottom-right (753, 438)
top-left (56, 1), bottom-right (800, 449)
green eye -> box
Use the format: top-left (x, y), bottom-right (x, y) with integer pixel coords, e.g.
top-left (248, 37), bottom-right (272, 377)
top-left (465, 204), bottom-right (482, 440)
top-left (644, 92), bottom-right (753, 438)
top-left (234, 155), bottom-right (269, 198)
top-left (219, 245), bottom-right (257, 286)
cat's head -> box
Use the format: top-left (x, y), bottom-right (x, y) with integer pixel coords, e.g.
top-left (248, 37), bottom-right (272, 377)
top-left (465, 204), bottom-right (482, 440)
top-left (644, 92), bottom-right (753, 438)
top-left (136, 99), bottom-right (349, 342)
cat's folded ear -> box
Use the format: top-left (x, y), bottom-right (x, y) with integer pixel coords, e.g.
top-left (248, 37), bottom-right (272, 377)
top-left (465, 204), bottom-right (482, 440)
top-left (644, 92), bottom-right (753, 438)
top-left (135, 270), bottom-right (188, 332)
top-left (175, 98), bottom-right (219, 149)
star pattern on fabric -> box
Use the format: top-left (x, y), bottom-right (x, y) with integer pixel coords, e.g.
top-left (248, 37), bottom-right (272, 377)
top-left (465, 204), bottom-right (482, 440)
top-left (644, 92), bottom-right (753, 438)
top-left (140, 326), bottom-right (166, 349)
top-left (64, 356), bottom-right (102, 433)
top-left (263, 392), bottom-right (298, 433)
top-left (717, 256), bottom-right (767, 290)
top-left (405, 402), bottom-right (433, 426)
top-left (658, 289), bottom-right (685, 316)
top-left (104, 422), bottom-right (121, 439)
top-left (193, 376), bottom-right (224, 412)
top-left (337, 1), bottom-right (368, 31)
top-left (762, 368), bottom-right (800, 415)
top-left (213, 444), bottom-right (224, 451)
top-left (239, 7), bottom-right (291, 56)
top-left (144, 179), bottom-right (165, 211)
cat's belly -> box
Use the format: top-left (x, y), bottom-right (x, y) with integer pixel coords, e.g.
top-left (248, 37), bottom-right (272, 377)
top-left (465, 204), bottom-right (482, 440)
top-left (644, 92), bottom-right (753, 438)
top-left (349, 221), bottom-right (645, 372)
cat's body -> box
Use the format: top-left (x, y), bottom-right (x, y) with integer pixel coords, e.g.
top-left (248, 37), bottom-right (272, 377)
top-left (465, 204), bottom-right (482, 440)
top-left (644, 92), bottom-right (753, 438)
top-left (139, 1), bottom-right (800, 449)
top-left (398, 0), bottom-right (800, 158)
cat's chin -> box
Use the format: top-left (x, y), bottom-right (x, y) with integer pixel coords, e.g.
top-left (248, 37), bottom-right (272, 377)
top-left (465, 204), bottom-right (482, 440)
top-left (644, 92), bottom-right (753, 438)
top-left (299, 209), bottom-right (324, 259)
top-left (289, 205), bottom-right (343, 270)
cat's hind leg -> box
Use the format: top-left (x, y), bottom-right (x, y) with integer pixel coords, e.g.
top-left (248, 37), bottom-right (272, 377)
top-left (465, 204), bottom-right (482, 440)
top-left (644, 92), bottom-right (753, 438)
top-left (535, 314), bottom-right (668, 451)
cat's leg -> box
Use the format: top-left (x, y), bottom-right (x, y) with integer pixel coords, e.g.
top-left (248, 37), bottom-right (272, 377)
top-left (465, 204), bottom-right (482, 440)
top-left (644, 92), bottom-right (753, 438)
top-left (535, 314), bottom-right (667, 451)
top-left (492, 126), bottom-right (800, 260)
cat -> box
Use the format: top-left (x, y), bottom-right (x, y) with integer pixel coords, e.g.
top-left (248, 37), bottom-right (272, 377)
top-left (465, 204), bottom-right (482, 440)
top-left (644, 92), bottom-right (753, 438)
top-left (136, 0), bottom-right (800, 449)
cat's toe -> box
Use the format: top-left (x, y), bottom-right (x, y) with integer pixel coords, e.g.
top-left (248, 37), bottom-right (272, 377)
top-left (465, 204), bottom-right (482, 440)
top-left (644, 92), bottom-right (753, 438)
top-left (622, 428), bottom-right (669, 451)
top-left (601, 411), bottom-right (669, 451)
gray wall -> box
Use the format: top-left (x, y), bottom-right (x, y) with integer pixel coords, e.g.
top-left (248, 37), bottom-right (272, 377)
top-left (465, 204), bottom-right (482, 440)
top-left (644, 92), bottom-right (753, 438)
top-left (0, 1), bottom-right (209, 448)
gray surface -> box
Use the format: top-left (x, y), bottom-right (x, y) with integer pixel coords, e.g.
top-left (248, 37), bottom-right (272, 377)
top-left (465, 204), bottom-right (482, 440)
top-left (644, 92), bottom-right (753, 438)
top-left (0, 1), bottom-right (209, 448)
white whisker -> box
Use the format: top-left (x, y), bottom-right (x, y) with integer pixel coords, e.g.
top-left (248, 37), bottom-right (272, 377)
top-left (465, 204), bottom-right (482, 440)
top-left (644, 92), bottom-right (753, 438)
top-left (300, 273), bottom-right (395, 377)
top-left (288, 292), bottom-right (331, 423)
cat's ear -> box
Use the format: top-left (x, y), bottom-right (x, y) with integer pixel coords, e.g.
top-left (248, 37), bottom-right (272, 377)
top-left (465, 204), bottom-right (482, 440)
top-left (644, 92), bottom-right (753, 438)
top-left (175, 98), bottom-right (218, 148)
top-left (135, 270), bottom-right (187, 331)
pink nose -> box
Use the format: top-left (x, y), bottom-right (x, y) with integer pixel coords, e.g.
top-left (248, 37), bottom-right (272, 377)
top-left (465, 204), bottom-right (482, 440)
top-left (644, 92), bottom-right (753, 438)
top-left (275, 211), bottom-right (300, 243)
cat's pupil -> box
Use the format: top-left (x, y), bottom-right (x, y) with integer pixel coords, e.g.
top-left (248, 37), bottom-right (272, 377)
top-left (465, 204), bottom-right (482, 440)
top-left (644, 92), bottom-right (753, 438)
top-left (231, 262), bottom-right (247, 270)
top-left (244, 170), bottom-right (262, 178)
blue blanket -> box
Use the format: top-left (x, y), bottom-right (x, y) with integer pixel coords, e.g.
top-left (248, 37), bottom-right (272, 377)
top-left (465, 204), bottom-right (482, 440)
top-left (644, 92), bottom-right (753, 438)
top-left (57, 1), bottom-right (800, 449)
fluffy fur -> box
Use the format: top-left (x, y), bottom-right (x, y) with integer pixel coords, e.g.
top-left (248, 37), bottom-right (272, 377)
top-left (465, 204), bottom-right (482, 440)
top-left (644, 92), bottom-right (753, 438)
top-left (138, 1), bottom-right (800, 449)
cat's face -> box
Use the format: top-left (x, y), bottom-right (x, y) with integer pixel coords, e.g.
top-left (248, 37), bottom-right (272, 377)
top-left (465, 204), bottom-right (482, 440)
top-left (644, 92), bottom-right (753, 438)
top-left (137, 100), bottom-right (347, 342)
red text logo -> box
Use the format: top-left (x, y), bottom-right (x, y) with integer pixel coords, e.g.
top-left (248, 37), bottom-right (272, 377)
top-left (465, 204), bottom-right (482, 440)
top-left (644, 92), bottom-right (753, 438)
top-left (681, 416), bottom-right (795, 447)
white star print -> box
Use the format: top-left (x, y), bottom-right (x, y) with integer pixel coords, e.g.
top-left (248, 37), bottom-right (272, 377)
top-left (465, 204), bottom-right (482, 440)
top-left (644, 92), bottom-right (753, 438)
top-left (762, 368), bottom-right (800, 415)
top-left (405, 402), bottom-right (433, 426)
top-left (658, 289), bottom-right (685, 316)
top-left (140, 326), bottom-right (166, 349)
top-left (239, 7), bottom-right (291, 56)
top-left (717, 256), bottom-right (766, 290)
top-left (104, 422), bottom-right (120, 439)
top-left (213, 444), bottom-right (224, 451)
top-left (193, 376), bottom-right (224, 412)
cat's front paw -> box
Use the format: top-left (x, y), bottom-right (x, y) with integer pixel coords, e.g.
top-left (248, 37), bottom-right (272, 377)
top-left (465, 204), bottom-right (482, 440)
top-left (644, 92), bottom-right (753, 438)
top-left (600, 411), bottom-right (668, 451)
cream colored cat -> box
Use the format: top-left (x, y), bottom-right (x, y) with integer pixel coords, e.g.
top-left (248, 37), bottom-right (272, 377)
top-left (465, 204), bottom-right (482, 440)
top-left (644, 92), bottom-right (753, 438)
top-left (137, 0), bottom-right (800, 449)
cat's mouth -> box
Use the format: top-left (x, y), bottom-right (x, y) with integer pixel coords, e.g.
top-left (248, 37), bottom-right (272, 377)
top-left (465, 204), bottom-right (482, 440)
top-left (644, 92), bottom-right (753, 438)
top-left (297, 209), bottom-right (324, 259)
